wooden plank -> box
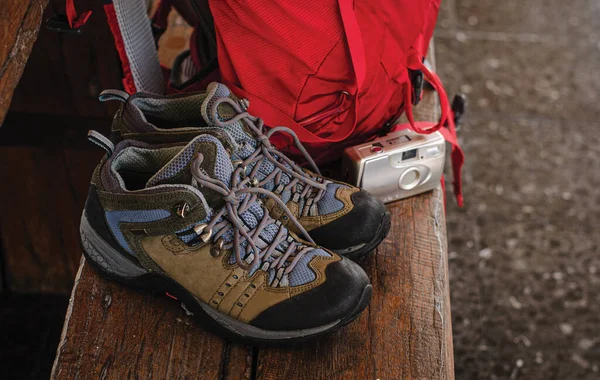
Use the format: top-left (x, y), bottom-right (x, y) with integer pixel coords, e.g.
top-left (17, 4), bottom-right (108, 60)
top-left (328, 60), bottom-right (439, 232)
top-left (0, 0), bottom-right (48, 125)
top-left (51, 259), bottom-right (253, 379)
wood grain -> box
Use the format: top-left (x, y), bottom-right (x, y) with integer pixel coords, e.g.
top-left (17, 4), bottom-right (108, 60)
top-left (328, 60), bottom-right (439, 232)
top-left (51, 259), bottom-right (253, 379)
top-left (0, 0), bottom-right (48, 125)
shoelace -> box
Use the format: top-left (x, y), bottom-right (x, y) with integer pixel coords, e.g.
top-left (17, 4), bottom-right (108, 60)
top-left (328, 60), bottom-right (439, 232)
top-left (210, 97), bottom-right (328, 215)
top-left (190, 153), bottom-right (316, 280)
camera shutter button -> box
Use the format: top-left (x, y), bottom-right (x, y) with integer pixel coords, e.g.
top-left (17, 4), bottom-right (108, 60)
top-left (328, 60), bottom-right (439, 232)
top-left (399, 167), bottom-right (421, 190)
top-left (371, 146), bottom-right (384, 154)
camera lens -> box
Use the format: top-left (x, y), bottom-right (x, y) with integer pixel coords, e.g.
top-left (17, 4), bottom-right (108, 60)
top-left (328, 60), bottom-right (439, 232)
top-left (399, 167), bottom-right (421, 190)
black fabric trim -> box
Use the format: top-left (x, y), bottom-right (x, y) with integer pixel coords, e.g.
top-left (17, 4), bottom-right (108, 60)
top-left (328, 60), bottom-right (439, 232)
top-left (83, 185), bottom-right (123, 253)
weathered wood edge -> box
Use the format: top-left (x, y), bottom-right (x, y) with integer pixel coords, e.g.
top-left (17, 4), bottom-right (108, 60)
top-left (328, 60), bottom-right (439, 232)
top-left (432, 185), bottom-right (456, 379)
top-left (0, 0), bottom-right (48, 126)
top-left (50, 256), bottom-right (86, 379)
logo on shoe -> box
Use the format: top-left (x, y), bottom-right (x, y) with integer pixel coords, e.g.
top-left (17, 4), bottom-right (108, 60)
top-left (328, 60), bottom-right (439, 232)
top-left (161, 235), bottom-right (188, 254)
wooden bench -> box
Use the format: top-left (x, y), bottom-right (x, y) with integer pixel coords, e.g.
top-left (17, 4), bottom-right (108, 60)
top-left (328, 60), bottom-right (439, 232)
top-left (51, 48), bottom-right (454, 380)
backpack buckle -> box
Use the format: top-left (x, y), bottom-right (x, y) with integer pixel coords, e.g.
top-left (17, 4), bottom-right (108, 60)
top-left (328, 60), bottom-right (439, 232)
top-left (408, 69), bottom-right (424, 106)
top-left (451, 93), bottom-right (467, 130)
top-left (46, 14), bottom-right (86, 35)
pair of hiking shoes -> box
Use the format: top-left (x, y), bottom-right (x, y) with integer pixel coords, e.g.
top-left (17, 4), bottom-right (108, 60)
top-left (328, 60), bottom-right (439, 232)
top-left (82, 82), bottom-right (391, 344)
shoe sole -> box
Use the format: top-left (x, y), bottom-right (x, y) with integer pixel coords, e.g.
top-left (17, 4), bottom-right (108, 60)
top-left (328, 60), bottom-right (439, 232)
top-left (80, 213), bottom-right (371, 346)
top-left (333, 210), bottom-right (392, 260)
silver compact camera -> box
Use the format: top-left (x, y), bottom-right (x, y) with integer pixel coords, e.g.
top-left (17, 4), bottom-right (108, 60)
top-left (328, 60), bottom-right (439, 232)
top-left (341, 129), bottom-right (445, 203)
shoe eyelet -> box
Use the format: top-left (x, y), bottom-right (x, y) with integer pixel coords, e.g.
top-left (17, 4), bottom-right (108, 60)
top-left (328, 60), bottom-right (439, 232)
top-left (210, 238), bottom-right (224, 258)
top-left (233, 275), bottom-right (239, 280)
top-left (193, 223), bottom-right (212, 242)
top-left (218, 292), bottom-right (224, 296)
top-left (175, 202), bottom-right (190, 218)
top-left (250, 284), bottom-right (256, 289)
top-left (236, 302), bottom-right (243, 307)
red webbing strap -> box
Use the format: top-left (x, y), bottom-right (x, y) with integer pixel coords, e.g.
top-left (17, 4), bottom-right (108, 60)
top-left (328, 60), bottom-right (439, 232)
top-left (404, 50), bottom-right (450, 135)
top-left (392, 120), bottom-right (464, 207)
top-left (65, 0), bottom-right (92, 29)
top-left (339, 0), bottom-right (366, 90)
top-left (438, 115), bottom-right (465, 207)
top-left (104, 3), bottom-right (136, 93)
top-left (228, 0), bottom-right (366, 144)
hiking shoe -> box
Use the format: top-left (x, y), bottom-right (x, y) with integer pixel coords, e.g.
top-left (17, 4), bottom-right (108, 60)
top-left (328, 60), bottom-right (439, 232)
top-left (81, 133), bottom-right (371, 344)
top-left (104, 83), bottom-right (391, 258)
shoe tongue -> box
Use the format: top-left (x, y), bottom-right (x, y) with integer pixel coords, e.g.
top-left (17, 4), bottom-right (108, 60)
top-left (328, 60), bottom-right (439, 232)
top-left (201, 82), bottom-right (255, 145)
top-left (146, 135), bottom-right (234, 188)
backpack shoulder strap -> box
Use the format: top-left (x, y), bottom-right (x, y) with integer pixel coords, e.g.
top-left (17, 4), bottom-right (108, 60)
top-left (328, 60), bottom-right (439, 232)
top-left (103, 0), bottom-right (166, 94)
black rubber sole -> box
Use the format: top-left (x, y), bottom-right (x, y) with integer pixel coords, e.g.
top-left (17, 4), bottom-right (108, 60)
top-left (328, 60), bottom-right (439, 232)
top-left (80, 218), bottom-right (371, 346)
top-left (335, 210), bottom-right (392, 260)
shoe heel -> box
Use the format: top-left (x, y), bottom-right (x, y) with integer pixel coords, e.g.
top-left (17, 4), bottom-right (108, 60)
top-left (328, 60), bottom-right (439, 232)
top-left (80, 213), bottom-right (148, 281)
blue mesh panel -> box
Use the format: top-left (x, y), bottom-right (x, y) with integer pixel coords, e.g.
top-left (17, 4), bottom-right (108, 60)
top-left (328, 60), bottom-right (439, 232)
top-left (105, 209), bottom-right (171, 254)
top-left (240, 207), bottom-right (259, 228)
top-left (280, 189), bottom-right (292, 204)
top-left (223, 122), bottom-right (253, 144)
top-left (288, 249), bottom-right (331, 286)
top-left (268, 268), bottom-right (276, 284)
top-left (147, 135), bottom-right (232, 187)
top-left (178, 232), bottom-right (197, 243)
top-left (210, 138), bottom-right (234, 185)
top-left (317, 183), bottom-right (348, 215)
top-left (261, 223), bottom-right (278, 242)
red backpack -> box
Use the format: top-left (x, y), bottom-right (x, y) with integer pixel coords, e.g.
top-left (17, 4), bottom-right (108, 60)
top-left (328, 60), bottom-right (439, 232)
top-left (211, 0), bottom-right (449, 164)
top-left (60, 0), bottom-right (463, 205)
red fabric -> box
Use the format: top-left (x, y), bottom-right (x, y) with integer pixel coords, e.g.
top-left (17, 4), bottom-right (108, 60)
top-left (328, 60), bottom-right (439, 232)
top-left (65, 0), bottom-right (91, 29)
top-left (210, 0), bottom-right (443, 164)
top-left (104, 4), bottom-right (136, 94)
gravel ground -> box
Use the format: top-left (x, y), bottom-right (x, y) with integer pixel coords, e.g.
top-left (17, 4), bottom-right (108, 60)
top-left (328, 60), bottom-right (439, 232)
top-left (437, 1), bottom-right (600, 379)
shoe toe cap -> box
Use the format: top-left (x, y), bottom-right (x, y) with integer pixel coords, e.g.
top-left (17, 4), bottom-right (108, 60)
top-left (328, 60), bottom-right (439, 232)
top-left (249, 258), bottom-right (370, 331)
top-left (310, 190), bottom-right (387, 250)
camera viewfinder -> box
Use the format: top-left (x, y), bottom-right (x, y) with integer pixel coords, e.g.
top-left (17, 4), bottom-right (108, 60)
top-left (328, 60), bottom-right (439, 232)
top-left (402, 149), bottom-right (418, 161)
